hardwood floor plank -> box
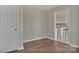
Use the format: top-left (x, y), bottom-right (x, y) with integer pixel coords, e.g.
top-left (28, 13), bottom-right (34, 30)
top-left (10, 38), bottom-right (79, 53)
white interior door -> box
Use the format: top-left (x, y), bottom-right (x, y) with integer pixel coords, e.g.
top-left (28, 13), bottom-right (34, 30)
top-left (0, 5), bottom-right (23, 52)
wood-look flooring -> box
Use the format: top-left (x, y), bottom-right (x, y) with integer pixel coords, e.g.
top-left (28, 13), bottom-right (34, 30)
top-left (13, 38), bottom-right (79, 53)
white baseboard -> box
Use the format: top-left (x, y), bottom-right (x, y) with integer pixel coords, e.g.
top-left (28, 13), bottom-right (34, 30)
top-left (23, 36), bottom-right (47, 43)
top-left (69, 44), bottom-right (79, 48)
top-left (17, 46), bottom-right (24, 50)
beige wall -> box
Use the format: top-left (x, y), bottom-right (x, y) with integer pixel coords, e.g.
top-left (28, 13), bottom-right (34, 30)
top-left (23, 6), bottom-right (44, 41)
top-left (45, 10), bottom-right (54, 38)
top-left (41, 11), bottom-right (47, 37)
top-left (69, 6), bottom-right (79, 46)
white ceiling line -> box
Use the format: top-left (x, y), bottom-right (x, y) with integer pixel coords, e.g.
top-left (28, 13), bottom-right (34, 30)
top-left (25, 5), bottom-right (58, 11)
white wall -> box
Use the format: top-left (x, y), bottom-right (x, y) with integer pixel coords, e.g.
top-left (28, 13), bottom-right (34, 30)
top-left (23, 6), bottom-right (43, 41)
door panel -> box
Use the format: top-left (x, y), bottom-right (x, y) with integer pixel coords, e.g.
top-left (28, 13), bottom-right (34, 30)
top-left (0, 5), bottom-right (23, 52)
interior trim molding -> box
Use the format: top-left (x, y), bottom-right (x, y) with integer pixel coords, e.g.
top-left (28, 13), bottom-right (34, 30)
top-left (69, 44), bottom-right (79, 48)
top-left (23, 36), bottom-right (47, 43)
top-left (17, 46), bottom-right (24, 50)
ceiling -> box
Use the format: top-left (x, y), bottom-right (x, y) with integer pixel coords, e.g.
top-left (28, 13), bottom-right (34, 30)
top-left (26, 5), bottom-right (58, 11)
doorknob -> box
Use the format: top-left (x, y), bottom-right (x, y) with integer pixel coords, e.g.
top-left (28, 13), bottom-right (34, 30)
top-left (14, 28), bottom-right (18, 31)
